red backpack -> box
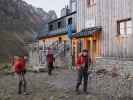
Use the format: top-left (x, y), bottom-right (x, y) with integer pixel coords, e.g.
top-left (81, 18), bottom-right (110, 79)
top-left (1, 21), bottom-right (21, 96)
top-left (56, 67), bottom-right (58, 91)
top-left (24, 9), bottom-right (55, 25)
top-left (14, 60), bottom-right (24, 73)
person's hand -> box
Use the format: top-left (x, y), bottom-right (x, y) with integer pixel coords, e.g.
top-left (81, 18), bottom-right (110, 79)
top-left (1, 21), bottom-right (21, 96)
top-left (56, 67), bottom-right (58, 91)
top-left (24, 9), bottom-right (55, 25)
top-left (76, 66), bottom-right (80, 70)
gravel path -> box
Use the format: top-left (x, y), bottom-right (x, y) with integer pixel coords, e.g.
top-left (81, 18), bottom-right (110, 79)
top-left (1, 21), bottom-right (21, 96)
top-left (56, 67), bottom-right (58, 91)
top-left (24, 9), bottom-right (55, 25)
top-left (0, 69), bottom-right (133, 100)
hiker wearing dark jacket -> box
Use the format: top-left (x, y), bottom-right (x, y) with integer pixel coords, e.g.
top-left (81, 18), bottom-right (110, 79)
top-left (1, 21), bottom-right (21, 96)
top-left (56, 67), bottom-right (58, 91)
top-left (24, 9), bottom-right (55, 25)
top-left (46, 48), bottom-right (55, 75)
top-left (76, 49), bottom-right (91, 94)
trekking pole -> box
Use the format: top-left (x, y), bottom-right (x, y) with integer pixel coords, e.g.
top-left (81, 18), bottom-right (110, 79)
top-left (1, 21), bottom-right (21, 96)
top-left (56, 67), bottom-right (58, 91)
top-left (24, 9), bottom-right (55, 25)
top-left (25, 71), bottom-right (35, 94)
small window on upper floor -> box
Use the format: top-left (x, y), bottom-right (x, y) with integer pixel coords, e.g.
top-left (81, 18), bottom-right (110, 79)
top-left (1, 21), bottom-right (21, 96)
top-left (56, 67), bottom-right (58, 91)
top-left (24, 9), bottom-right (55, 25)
top-left (49, 24), bottom-right (53, 31)
top-left (87, 0), bottom-right (96, 7)
top-left (58, 22), bottom-right (62, 28)
top-left (68, 18), bottom-right (73, 25)
top-left (117, 18), bottom-right (132, 36)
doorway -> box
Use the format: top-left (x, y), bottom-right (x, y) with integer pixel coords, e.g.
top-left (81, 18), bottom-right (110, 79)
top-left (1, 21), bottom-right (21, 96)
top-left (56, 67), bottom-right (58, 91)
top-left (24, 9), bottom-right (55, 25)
top-left (87, 39), bottom-right (99, 57)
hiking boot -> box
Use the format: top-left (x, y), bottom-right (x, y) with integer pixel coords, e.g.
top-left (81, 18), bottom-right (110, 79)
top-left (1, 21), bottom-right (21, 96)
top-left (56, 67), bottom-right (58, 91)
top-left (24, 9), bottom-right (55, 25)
top-left (23, 92), bottom-right (29, 95)
top-left (75, 89), bottom-right (80, 95)
top-left (18, 91), bottom-right (22, 95)
top-left (76, 90), bottom-right (80, 95)
top-left (83, 91), bottom-right (89, 95)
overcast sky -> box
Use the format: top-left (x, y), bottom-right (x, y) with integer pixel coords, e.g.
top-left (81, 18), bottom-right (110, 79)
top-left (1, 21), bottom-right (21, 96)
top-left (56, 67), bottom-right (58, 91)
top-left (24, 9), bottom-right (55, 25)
top-left (24, 0), bottom-right (69, 17)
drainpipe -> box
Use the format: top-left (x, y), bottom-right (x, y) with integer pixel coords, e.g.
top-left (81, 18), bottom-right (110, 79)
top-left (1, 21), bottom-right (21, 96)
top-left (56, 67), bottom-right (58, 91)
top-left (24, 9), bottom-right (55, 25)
top-left (67, 24), bottom-right (73, 69)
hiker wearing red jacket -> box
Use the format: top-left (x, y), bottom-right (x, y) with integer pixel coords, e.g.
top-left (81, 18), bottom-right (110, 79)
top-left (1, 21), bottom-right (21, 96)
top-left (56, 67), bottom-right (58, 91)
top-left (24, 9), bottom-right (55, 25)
top-left (13, 56), bottom-right (27, 95)
top-left (46, 48), bottom-right (55, 75)
top-left (75, 49), bottom-right (92, 94)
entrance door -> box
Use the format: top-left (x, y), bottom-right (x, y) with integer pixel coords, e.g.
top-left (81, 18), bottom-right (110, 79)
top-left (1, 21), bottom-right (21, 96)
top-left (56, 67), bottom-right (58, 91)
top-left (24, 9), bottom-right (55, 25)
top-left (86, 33), bottom-right (101, 57)
top-left (87, 39), bottom-right (97, 57)
top-left (87, 40), bottom-right (91, 52)
top-left (77, 39), bottom-right (82, 54)
top-left (93, 40), bottom-right (97, 56)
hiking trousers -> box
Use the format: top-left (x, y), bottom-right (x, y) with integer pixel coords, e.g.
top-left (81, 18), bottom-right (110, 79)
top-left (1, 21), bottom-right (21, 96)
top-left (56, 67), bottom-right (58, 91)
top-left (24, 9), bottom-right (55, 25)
top-left (48, 63), bottom-right (54, 75)
top-left (17, 71), bottom-right (27, 94)
top-left (76, 69), bottom-right (88, 92)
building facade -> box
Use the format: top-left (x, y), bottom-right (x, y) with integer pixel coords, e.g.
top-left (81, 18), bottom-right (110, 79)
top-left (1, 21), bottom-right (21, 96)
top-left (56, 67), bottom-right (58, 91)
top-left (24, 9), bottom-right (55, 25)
top-left (73, 0), bottom-right (133, 60)
top-left (27, 0), bottom-right (77, 71)
top-left (39, 11), bottom-right (77, 49)
top-left (32, 0), bottom-right (77, 69)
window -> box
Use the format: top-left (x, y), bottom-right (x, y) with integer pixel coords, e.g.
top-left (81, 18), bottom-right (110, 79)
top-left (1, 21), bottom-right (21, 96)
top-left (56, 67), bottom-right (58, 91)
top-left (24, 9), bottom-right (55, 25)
top-left (49, 24), bottom-right (53, 31)
top-left (117, 18), bottom-right (132, 36)
top-left (59, 37), bottom-right (62, 43)
top-left (58, 22), bottom-right (61, 28)
top-left (68, 18), bottom-right (73, 25)
top-left (87, 0), bottom-right (96, 7)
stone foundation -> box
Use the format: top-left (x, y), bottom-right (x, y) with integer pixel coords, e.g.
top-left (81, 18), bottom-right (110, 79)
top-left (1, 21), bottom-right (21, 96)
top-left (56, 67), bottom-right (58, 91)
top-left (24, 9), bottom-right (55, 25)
top-left (95, 58), bottom-right (133, 77)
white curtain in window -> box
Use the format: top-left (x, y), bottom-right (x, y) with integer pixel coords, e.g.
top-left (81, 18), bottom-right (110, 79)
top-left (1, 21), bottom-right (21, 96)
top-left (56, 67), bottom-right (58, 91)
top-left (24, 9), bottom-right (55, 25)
top-left (126, 21), bottom-right (132, 34)
top-left (120, 22), bottom-right (125, 35)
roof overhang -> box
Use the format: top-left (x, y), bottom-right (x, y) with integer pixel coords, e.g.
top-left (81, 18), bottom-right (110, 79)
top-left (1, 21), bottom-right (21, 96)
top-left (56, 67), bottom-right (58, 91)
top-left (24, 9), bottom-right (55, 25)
top-left (72, 26), bottom-right (102, 38)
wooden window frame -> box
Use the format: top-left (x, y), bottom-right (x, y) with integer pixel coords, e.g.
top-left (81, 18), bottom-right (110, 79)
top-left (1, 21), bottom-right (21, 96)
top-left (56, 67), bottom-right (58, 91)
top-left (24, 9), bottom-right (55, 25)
top-left (87, 0), bottom-right (96, 7)
top-left (117, 18), bottom-right (132, 36)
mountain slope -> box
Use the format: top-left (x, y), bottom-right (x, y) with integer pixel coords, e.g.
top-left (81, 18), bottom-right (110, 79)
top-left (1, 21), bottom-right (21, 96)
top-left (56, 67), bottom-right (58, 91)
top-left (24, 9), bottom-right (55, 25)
top-left (0, 0), bottom-right (57, 62)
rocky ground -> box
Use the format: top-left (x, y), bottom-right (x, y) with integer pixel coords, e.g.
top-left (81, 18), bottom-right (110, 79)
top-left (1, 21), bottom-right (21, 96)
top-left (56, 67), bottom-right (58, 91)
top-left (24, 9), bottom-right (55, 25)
top-left (0, 68), bottom-right (133, 100)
